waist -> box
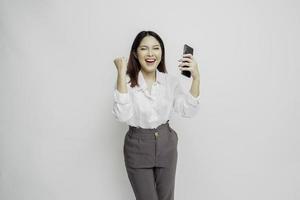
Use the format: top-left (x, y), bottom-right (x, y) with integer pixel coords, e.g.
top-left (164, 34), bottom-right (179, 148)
top-left (129, 120), bottom-right (170, 134)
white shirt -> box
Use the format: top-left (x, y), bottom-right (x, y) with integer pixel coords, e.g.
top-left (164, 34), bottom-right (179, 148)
top-left (112, 68), bottom-right (200, 129)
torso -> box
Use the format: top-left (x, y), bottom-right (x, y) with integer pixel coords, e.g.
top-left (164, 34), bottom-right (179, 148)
top-left (146, 81), bottom-right (155, 94)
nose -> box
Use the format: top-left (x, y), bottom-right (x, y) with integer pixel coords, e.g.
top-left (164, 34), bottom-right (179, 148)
top-left (147, 49), bottom-right (153, 56)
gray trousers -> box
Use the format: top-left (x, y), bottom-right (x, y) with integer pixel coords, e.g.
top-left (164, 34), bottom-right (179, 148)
top-left (123, 120), bottom-right (178, 200)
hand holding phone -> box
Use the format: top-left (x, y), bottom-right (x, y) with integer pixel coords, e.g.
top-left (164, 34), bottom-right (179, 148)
top-left (181, 44), bottom-right (193, 78)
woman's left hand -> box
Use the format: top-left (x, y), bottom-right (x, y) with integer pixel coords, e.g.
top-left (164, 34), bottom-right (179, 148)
top-left (178, 54), bottom-right (200, 80)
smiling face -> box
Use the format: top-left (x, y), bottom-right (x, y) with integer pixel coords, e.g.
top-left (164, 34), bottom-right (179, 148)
top-left (135, 35), bottom-right (162, 73)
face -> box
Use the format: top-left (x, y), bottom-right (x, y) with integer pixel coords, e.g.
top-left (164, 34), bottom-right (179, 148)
top-left (135, 36), bottom-right (162, 73)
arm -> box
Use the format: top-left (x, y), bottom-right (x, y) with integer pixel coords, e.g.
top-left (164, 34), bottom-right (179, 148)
top-left (173, 78), bottom-right (200, 118)
top-left (174, 53), bottom-right (201, 117)
top-left (189, 77), bottom-right (200, 98)
top-left (178, 53), bottom-right (201, 98)
top-left (112, 72), bottom-right (134, 122)
top-left (116, 71), bottom-right (128, 93)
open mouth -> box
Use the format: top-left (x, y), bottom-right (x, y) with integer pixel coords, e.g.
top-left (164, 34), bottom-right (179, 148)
top-left (145, 58), bottom-right (156, 65)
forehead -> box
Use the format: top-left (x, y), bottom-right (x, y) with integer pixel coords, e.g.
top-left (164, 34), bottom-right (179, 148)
top-left (139, 36), bottom-right (160, 46)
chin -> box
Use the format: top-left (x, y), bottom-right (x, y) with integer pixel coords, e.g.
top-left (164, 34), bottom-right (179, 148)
top-left (141, 65), bottom-right (157, 72)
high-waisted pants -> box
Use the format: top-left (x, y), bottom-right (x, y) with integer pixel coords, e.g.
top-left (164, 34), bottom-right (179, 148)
top-left (123, 120), bottom-right (178, 200)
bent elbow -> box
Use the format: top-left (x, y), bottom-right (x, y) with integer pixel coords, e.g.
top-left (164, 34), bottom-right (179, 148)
top-left (112, 105), bottom-right (134, 123)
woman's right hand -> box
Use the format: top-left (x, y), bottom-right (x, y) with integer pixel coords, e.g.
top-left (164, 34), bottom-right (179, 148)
top-left (113, 56), bottom-right (128, 75)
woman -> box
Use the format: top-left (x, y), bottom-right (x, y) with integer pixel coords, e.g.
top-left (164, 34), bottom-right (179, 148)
top-left (112, 30), bottom-right (200, 200)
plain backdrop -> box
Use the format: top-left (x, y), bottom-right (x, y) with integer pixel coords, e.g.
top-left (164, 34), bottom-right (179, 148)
top-left (1, 0), bottom-right (299, 200)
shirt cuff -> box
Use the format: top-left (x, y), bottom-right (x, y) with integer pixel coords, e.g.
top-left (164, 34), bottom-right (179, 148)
top-left (113, 89), bottom-right (130, 104)
top-left (186, 92), bottom-right (200, 106)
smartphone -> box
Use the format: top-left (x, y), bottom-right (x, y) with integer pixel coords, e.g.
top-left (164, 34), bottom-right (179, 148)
top-left (181, 44), bottom-right (193, 78)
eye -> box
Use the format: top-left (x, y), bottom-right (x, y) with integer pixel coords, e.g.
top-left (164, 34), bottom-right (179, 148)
top-left (154, 48), bottom-right (160, 50)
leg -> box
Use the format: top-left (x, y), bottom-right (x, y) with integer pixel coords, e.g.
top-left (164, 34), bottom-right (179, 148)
top-left (154, 125), bottom-right (178, 200)
top-left (125, 166), bottom-right (158, 200)
top-left (154, 165), bottom-right (177, 200)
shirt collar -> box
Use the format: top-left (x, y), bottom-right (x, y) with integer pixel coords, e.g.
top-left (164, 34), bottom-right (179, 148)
top-left (135, 68), bottom-right (166, 91)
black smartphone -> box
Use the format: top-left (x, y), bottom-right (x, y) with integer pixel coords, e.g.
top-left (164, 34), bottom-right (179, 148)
top-left (181, 44), bottom-right (193, 78)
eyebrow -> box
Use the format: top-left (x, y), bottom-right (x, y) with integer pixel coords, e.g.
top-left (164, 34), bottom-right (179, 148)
top-left (139, 45), bottom-right (160, 47)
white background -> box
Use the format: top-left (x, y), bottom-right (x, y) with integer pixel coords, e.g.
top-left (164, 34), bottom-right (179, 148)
top-left (0, 0), bottom-right (299, 200)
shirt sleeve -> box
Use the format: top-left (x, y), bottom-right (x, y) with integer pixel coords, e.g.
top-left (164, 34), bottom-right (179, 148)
top-left (172, 78), bottom-right (200, 118)
top-left (112, 86), bottom-right (134, 123)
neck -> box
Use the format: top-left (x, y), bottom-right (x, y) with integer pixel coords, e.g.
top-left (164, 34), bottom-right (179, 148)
top-left (141, 69), bottom-right (156, 82)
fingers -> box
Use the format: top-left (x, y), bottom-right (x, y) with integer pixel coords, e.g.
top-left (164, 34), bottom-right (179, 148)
top-left (114, 56), bottom-right (127, 63)
top-left (178, 65), bottom-right (192, 71)
top-left (113, 56), bottom-right (128, 71)
top-left (178, 54), bottom-right (194, 62)
top-left (178, 57), bottom-right (193, 63)
top-left (178, 62), bottom-right (192, 68)
top-left (177, 54), bottom-right (195, 71)
top-left (183, 53), bottom-right (193, 58)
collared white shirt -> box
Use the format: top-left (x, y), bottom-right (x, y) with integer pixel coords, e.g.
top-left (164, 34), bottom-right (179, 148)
top-left (112, 69), bottom-right (200, 129)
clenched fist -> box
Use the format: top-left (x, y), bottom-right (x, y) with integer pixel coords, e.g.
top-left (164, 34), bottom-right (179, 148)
top-left (113, 56), bottom-right (128, 75)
